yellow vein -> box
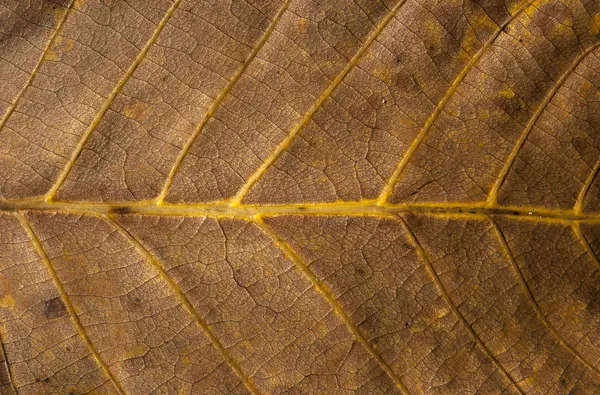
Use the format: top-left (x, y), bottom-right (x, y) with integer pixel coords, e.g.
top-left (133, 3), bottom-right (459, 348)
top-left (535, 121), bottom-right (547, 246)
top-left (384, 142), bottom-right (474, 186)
top-left (3, 199), bottom-right (600, 222)
top-left (44, 0), bottom-right (183, 201)
top-left (486, 43), bottom-right (600, 206)
top-left (253, 215), bottom-right (410, 394)
top-left (377, 1), bottom-right (533, 205)
top-left (230, 0), bottom-right (408, 205)
top-left (0, 330), bottom-right (17, 394)
top-left (105, 215), bottom-right (261, 395)
top-left (16, 212), bottom-right (126, 394)
top-left (574, 158), bottom-right (600, 215)
top-left (156, 0), bottom-right (291, 204)
top-left (0, 1), bottom-right (73, 135)
top-left (397, 216), bottom-right (524, 394)
top-left (489, 217), bottom-right (600, 377)
top-left (572, 222), bottom-right (600, 270)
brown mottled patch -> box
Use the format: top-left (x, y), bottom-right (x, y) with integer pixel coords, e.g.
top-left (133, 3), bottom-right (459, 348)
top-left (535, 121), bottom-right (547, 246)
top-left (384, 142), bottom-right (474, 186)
top-left (44, 297), bottom-right (66, 319)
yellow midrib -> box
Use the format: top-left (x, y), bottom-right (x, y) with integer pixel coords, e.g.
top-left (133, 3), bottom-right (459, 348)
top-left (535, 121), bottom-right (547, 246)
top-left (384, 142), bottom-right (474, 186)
top-left (0, 199), bottom-right (598, 222)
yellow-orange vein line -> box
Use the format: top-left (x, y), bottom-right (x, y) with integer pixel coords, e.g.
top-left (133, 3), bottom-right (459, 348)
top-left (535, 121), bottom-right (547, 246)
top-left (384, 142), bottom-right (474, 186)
top-left (377, 1), bottom-right (534, 205)
top-left (489, 217), bottom-right (600, 376)
top-left (0, 1), bottom-right (73, 135)
top-left (572, 222), bottom-right (600, 271)
top-left (398, 215), bottom-right (524, 394)
top-left (487, 43), bottom-right (600, 206)
top-left (253, 215), bottom-right (410, 394)
top-left (106, 215), bottom-right (261, 395)
top-left (574, 158), bottom-right (600, 215)
top-left (156, 0), bottom-right (291, 204)
top-left (2, 199), bottom-right (600, 222)
top-left (45, 0), bottom-right (182, 201)
top-left (16, 212), bottom-right (126, 394)
top-left (0, 330), bottom-right (17, 394)
top-left (231, 0), bottom-right (407, 205)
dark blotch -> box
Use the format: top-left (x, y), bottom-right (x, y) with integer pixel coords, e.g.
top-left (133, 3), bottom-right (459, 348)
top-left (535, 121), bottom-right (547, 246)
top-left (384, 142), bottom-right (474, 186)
top-left (44, 297), bottom-right (66, 319)
top-left (110, 206), bottom-right (132, 215)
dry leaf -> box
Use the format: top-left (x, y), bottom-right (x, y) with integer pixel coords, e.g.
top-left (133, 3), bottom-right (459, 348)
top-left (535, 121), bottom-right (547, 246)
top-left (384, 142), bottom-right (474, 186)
top-left (1, 0), bottom-right (600, 393)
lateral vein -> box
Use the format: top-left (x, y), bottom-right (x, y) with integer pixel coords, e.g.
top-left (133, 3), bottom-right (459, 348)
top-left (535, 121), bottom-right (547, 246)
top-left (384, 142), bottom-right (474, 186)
top-left (231, 0), bottom-right (408, 205)
top-left (156, 0), bottom-right (292, 204)
top-left (486, 43), bottom-right (600, 206)
top-left (106, 215), bottom-right (261, 395)
top-left (398, 216), bottom-right (524, 394)
top-left (489, 217), bottom-right (600, 377)
top-left (44, 0), bottom-right (183, 201)
top-left (377, 0), bottom-right (533, 205)
top-left (253, 215), bottom-right (410, 394)
top-left (16, 212), bottom-right (126, 394)
top-left (572, 222), bottom-right (600, 270)
top-left (574, 158), bottom-right (600, 215)
top-left (0, 1), bottom-right (74, 135)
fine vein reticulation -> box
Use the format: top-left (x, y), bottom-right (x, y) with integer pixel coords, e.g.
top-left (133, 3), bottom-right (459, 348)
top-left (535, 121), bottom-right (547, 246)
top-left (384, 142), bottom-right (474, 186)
top-left (377, 0), bottom-right (535, 205)
top-left (398, 216), bottom-right (524, 394)
top-left (16, 213), bottom-right (126, 395)
top-left (106, 215), bottom-right (261, 395)
top-left (486, 42), bottom-right (600, 206)
top-left (156, 0), bottom-right (292, 204)
top-left (45, 0), bottom-right (183, 201)
top-left (0, 2), bottom-right (74, 137)
top-left (254, 216), bottom-right (410, 394)
top-left (231, 0), bottom-right (408, 205)
top-left (489, 218), bottom-right (600, 377)
top-left (2, 0), bottom-right (600, 393)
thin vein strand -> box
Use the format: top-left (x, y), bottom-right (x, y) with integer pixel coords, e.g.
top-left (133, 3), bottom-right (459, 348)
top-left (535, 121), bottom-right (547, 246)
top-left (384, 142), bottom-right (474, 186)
top-left (0, 1), bottom-right (73, 135)
top-left (0, 331), bottom-right (17, 394)
top-left (489, 217), bottom-right (600, 377)
top-left (230, 0), bottom-right (408, 205)
top-left (156, 0), bottom-right (291, 204)
top-left (16, 212), bottom-right (126, 394)
top-left (44, 0), bottom-right (183, 201)
top-left (572, 222), bottom-right (600, 270)
top-left (575, 158), bottom-right (600, 215)
top-left (398, 216), bottom-right (524, 394)
top-left (377, 0), bottom-right (533, 205)
top-left (253, 215), bottom-right (410, 394)
top-left (487, 43), bottom-right (600, 205)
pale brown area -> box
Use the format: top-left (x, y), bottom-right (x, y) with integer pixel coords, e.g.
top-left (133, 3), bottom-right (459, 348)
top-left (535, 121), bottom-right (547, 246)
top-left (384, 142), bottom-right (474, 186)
top-left (0, 0), bottom-right (600, 394)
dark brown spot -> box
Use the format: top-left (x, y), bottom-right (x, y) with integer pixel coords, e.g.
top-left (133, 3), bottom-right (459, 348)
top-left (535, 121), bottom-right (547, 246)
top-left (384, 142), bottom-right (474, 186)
top-left (44, 297), bottom-right (66, 319)
top-left (110, 206), bottom-right (132, 215)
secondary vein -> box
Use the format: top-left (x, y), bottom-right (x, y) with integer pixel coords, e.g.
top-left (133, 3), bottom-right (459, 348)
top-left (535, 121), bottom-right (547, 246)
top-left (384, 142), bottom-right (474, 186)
top-left (44, 0), bottom-right (183, 201)
top-left (16, 212), bottom-right (126, 394)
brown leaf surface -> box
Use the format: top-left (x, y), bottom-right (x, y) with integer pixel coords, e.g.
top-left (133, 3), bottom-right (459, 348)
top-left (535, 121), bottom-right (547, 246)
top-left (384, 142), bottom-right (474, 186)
top-left (0, 0), bottom-right (600, 393)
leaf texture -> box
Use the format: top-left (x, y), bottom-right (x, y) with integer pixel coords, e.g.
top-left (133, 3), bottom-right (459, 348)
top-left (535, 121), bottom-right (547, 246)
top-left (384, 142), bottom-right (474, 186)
top-left (1, 0), bottom-right (600, 394)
